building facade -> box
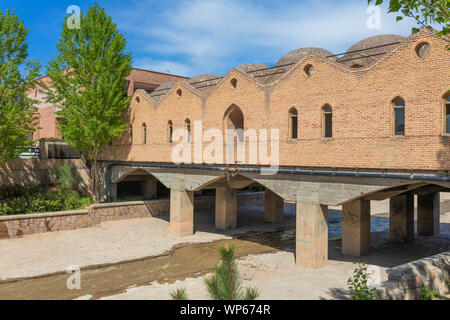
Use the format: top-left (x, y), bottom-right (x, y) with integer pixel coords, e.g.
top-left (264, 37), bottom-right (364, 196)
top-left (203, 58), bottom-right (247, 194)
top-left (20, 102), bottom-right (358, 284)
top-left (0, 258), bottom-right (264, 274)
top-left (30, 68), bottom-right (188, 141)
top-left (100, 28), bottom-right (449, 269)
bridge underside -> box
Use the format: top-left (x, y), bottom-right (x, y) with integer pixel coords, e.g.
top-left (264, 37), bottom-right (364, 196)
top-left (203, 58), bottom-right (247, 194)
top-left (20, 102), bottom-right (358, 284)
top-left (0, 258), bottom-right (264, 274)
top-left (100, 163), bottom-right (450, 269)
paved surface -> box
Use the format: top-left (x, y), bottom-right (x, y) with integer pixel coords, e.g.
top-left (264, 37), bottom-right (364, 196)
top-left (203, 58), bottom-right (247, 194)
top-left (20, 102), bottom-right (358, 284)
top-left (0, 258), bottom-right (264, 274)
top-left (1, 194), bottom-right (449, 300)
top-left (0, 205), bottom-right (295, 280)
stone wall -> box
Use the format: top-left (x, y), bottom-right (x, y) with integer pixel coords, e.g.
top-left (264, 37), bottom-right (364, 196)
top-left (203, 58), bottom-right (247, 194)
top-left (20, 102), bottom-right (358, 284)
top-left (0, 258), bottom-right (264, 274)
top-left (0, 192), bottom-right (264, 239)
top-left (377, 252), bottom-right (450, 300)
top-left (0, 159), bottom-right (90, 195)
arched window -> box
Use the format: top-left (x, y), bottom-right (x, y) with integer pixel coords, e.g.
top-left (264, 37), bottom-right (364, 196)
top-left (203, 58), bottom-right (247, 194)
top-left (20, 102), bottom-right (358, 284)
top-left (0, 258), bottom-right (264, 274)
top-left (445, 94), bottom-right (450, 134)
top-left (185, 119), bottom-right (191, 143)
top-left (323, 105), bottom-right (333, 138)
top-left (224, 105), bottom-right (244, 142)
top-left (142, 123), bottom-right (147, 144)
top-left (168, 121), bottom-right (173, 143)
top-left (129, 126), bottom-right (133, 145)
top-left (393, 97), bottom-right (405, 136)
top-left (289, 108), bottom-right (298, 140)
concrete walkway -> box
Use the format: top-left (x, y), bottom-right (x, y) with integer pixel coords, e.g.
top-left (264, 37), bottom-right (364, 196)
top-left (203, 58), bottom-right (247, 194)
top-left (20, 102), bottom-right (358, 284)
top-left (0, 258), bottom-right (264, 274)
top-left (0, 205), bottom-right (295, 280)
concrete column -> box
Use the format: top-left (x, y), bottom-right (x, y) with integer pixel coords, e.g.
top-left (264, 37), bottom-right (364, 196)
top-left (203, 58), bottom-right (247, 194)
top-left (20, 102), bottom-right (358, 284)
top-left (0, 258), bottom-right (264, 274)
top-left (418, 192), bottom-right (440, 236)
top-left (265, 189), bottom-right (284, 224)
top-left (389, 194), bottom-right (414, 243)
top-left (170, 189), bottom-right (194, 237)
top-left (111, 183), bottom-right (118, 202)
top-left (215, 186), bottom-right (237, 230)
top-left (342, 199), bottom-right (371, 256)
top-left (142, 177), bottom-right (157, 200)
top-left (296, 202), bottom-right (328, 269)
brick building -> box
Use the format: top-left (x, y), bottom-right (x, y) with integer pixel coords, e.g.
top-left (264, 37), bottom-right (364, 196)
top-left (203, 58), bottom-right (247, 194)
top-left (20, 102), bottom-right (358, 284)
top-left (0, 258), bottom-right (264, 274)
top-left (29, 68), bottom-right (188, 141)
top-left (97, 28), bottom-right (450, 269)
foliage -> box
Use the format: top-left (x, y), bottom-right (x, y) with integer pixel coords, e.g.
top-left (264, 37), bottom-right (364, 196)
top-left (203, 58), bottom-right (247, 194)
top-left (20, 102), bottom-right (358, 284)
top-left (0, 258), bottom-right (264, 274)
top-left (347, 262), bottom-right (380, 300)
top-left (204, 244), bottom-right (260, 300)
top-left (43, 3), bottom-right (132, 202)
top-left (419, 284), bottom-right (437, 300)
top-left (50, 165), bottom-right (74, 190)
top-left (170, 244), bottom-right (260, 301)
top-left (170, 288), bottom-right (188, 300)
top-left (0, 9), bottom-right (41, 165)
top-left (0, 185), bottom-right (92, 216)
top-left (368, 0), bottom-right (449, 37)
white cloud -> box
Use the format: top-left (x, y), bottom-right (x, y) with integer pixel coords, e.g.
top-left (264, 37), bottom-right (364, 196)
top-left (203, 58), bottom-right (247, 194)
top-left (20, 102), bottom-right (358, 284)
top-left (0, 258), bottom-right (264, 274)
top-left (112, 0), bottom-right (432, 77)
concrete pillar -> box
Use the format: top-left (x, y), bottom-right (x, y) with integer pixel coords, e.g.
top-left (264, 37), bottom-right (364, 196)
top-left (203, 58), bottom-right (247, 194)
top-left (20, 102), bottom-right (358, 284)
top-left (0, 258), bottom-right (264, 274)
top-left (296, 202), bottom-right (328, 269)
top-left (170, 189), bottom-right (194, 237)
top-left (142, 177), bottom-right (157, 200)
top-left (342, 199), bottom-right (371, 256)
top-left (111, 183), bottom-right (118, 202)
top-left (418, 192), bottom-right (440, 236)
top-left (389, 194), bottom-right (414, 243)
top-left (264, 189), bottom-right (284, 224)
top-left (215, 186), bottom-right (237, 230)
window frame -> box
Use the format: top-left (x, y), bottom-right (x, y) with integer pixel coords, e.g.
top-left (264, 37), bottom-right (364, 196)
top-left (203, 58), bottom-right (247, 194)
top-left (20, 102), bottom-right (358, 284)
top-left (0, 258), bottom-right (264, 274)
top-left (289, 108), bottom-right (298, 140)
top-left (392, 98), bottom-right (405, 137)
top-left (323, 105), bottom-right (333, 139)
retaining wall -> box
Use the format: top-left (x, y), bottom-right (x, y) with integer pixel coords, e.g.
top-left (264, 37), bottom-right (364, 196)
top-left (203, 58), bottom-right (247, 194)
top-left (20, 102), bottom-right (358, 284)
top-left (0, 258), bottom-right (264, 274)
top-left (0, 192), bottom-right (264, 239)
top-left (377, 251), bottom-right (450, 300)
top-left (0, 159), bottom-right (90, 195)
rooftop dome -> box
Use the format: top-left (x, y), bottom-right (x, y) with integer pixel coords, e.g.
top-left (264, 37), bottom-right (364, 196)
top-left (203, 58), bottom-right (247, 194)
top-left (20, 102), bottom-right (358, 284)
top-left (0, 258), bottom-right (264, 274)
top-left (236, 63), bottom-right (269, 73)
top-left (275, 47), bottom-right (335, 67)
top-left (150, 81), bottom-right (181, 99)
top-left (339, 34), bottom-right (405, 67)
top-left (188, 74), bottom-right (222, 85)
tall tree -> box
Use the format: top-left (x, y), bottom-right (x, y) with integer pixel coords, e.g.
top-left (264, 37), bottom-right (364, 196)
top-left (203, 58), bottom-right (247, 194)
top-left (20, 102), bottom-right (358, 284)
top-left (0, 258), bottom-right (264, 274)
top-left (368, 0), bottom-right (449, 37)
top-left (44, 3), bottom-right (132, 202)
top-left (0, 9), bottom-right (40, 165)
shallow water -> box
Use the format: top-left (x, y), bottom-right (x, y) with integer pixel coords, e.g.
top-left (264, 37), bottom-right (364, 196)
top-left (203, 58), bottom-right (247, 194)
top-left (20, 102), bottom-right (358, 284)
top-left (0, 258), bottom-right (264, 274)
top-left (0, 217), bottom-right (392, 300)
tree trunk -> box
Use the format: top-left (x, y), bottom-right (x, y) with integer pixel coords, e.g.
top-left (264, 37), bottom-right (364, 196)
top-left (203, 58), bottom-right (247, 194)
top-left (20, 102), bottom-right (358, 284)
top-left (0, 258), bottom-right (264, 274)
top-left (90, 156), bottom-right (99, 204)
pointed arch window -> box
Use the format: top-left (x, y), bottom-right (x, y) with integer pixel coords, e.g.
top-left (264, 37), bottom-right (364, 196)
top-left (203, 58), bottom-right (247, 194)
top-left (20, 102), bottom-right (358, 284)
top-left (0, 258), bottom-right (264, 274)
top-left (185, 119), bottom-right (191, 143)
top-left (168, 121), bottom-right (173, 143)
top-left (289, 108), bottom-right (298, 140)
top-left (323, 105), bottom-right (333, 138)
top-left (142, 123), bottom-right (147, 144)
top-left (393, 97), bottom-right (405, 136)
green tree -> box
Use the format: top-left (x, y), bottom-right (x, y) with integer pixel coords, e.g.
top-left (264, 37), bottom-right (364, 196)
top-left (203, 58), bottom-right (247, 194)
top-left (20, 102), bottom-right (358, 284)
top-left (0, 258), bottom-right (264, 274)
top-left (44, 3), bottom-right (132, 202)
top-left (204, 244), bottom-right (260, 300)
top-left (0, 9), bottom-right (41, 165)
top-left (368, 0), bottom-right (449, 37)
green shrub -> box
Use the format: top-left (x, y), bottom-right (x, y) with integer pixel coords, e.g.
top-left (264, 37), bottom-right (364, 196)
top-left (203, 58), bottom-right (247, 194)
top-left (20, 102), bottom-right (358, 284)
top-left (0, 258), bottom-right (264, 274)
top-left (419, 284), bottom-right (437, 300)
top-left (170, 288), bottom-right (188, 300)
top-left (347, 262), bottom-right (380, 300)
top-left (50, 165), bottom-right (74, 190)
top-left (171, 244), bottom-right (260, 301)
top-left (0, 184), bottom-right (92, 216)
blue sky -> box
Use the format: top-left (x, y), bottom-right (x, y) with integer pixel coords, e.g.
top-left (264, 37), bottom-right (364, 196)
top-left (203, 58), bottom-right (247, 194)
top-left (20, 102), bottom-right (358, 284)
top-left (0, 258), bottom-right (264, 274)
top-left (0, 0), bottom-right (435, 77)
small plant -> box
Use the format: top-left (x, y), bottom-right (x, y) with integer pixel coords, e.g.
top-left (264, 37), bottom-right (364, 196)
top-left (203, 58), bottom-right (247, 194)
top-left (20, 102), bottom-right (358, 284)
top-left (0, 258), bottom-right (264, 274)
top-left (347, 262), bottom-right (379, 300)
top-left (419, 284), bottom-right (437, 300)
top-left (204, 244), bottom-right (260, 300)
top-left (51, 165), bottom-right (74, 190)
top-left (170, 244), bottom-right (260, 300)
top-left (170, 288), bottom-right (188, 300)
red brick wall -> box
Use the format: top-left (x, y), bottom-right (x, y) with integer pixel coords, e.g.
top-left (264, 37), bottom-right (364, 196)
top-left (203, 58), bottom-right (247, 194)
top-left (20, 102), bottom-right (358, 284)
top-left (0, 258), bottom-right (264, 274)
top-left (103, 30), bottom-right (450, 171)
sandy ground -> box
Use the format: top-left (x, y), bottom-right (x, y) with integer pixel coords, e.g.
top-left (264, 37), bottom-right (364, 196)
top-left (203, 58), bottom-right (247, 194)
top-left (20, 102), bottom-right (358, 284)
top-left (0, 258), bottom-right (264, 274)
top-left (1, 194), bottom-right (449, 300)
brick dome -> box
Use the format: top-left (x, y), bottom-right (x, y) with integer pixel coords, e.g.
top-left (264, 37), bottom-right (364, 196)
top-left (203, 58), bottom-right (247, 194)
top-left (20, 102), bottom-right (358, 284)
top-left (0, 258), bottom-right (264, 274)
top-left (275, 47), bottom-right (335, 67)
top-left (188, 74), bottom-right (221, 85)
top-left (340, 34), bottom-right (405, 67)
top-left (236, 63), bottom-right (269, 72)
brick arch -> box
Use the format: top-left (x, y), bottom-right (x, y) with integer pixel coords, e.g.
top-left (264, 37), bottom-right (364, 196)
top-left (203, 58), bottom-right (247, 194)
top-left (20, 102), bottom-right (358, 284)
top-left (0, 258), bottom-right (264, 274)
top-left (223, 104), bottom-right (244, 142)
